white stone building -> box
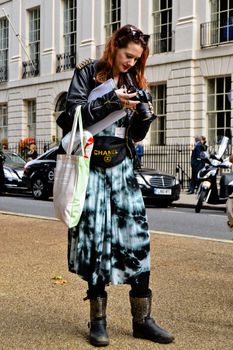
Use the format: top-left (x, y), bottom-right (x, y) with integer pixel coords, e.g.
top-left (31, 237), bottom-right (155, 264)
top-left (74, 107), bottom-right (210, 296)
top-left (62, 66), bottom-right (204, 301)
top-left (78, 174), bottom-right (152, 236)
top-left (0, 0), bottom-right (232, 147)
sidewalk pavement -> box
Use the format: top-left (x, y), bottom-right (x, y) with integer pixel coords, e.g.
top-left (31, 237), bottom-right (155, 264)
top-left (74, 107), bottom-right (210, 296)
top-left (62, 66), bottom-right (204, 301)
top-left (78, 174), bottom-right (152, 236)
top-left (173, 190), bottom-right (226, 211)
top-left (1, 213), bottom-right (233, 350)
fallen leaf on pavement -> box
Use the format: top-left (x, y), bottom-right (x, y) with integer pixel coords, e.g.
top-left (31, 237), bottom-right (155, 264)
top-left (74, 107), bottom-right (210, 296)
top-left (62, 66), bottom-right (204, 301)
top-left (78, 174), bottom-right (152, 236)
top-left (51, 275), bottom-right (67, 285)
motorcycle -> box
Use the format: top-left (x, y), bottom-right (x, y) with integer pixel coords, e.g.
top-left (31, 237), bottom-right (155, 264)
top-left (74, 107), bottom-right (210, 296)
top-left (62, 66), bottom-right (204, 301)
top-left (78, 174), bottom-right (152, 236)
top-left (195, 136), bottom-right (233, 213)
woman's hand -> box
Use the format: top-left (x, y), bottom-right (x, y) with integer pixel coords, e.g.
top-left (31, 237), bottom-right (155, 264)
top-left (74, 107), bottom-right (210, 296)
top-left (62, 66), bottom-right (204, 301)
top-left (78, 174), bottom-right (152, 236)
top-left (115, 88), bottom-right (140, 110)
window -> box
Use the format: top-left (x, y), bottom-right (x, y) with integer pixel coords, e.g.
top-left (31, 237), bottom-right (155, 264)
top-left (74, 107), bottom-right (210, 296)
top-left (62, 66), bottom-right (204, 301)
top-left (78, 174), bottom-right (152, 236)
top-left (29, 8), bottom-right (40, 62)
top-left (63, 0), bottom-right (77, 69)
top-left (201, 0), bottom-right (233, 47)
top-left (27, 100), bottom-right (36, 138)
top-left (207, 77), bottom-right (231, 144)
top-left (211, 0), bottom-right (233, 42)
top-left (22, 8), bottom-right (40, 77)
top-left (150, 85), bottom-right (166, 145)
top-left (0, 104), bottom-right (7, 141)
top-left (211, 0), bottom-right (233, 23)
top-left (0, 17), bottom-right (8, 82)
top-left (105, 0), bottom-right (121, 40)
top-left (152, 0), bottom-right (173, 54)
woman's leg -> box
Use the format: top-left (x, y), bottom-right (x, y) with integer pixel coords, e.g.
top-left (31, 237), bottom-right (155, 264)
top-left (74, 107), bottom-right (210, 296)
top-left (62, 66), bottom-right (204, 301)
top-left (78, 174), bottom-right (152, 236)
top-left (130, 272), bottom-right (150, 297)
top-left (129, 272), bottom-right (174, 344)
top-left (87, 279), bottom-right (109, 347)
top-left (87, 279), bottom-right (106, 299)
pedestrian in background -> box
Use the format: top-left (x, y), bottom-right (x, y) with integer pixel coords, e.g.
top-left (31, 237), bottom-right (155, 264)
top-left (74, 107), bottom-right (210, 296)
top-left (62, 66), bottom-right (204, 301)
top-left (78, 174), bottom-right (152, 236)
top-left (58, 24), bottom-right (174, 346)
top-left (135, 142), bottom-right (144, 167)
top-left (187, 136), bottom-right (207, 194)
top-left (27, 143), bottom-right (38, 161)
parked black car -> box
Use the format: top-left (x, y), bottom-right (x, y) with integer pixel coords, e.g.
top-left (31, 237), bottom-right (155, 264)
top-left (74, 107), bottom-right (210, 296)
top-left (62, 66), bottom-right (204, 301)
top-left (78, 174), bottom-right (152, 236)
top-left (135, 167), bottom-right (180, 206)
top-left (22, 147), bottom-right (57, 200)
top-left (22, 146), bottom-right (181, 204)
top-left (2, 151), bottom-right (28, 193)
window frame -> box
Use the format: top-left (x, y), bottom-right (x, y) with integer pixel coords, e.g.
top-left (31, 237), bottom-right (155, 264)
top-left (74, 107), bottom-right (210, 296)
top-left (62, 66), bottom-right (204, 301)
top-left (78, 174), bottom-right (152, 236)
top-left (207, 76), bottom-right (232, 144)
top-left (105, 0), bottom-right (121, 40)
top-left (150, 84), bottom-right (167, 145)
top-left (0, 17), bottom-right (8, 82)
top-left (211, 0), bottom-right (233, 44)
top-left (27, 100), bottom-right (36, 138)
top-left (0, 103), bottom-right (8, 141)
top-left (28, 7), bottom-right (40, 68)
top-left (152, 0), bottom-right (173, 54)
top-left (63, 0), bottom-right (77, 57)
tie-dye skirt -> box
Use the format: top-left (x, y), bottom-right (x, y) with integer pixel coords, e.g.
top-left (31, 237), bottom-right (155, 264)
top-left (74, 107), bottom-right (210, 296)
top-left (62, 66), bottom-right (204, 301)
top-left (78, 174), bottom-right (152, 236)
top-left (67, 156), bottom-right (150, 285)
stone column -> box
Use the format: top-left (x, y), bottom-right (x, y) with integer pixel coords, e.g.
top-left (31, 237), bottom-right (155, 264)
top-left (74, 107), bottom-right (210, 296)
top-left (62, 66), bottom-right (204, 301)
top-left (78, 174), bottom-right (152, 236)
top-left (41, 0), bottom-right (55, 75)
top-left (78, 0), bottom-right (96, 60)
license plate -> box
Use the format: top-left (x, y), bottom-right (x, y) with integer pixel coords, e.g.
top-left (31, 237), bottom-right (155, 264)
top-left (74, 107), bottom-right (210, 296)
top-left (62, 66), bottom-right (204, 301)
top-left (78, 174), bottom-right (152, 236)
top-left (154, 188), bottom-right (172, 195)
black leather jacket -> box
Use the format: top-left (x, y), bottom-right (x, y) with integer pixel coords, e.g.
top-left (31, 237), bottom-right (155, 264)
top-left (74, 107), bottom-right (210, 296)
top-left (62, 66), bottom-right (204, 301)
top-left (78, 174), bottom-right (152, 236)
top-left (57, 59), bottom-right (155, 158)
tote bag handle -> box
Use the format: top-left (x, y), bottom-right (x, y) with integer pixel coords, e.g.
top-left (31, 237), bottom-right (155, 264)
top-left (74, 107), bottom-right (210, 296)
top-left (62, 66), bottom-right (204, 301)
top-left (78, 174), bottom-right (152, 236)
top-left (67, 106), bottom-right (84, 156)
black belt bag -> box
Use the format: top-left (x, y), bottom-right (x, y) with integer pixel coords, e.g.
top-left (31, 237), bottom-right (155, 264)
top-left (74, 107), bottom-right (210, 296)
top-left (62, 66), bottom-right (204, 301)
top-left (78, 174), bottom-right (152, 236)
top-left (91, 136), bottom-right (127, 168)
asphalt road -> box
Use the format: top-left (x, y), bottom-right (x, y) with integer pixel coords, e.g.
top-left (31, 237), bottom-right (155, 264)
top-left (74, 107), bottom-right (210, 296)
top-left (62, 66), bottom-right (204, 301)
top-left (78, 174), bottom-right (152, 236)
top-left (147, 206), bottom-right (233, 241)
top-left (0, 194), bottom-right (232, 241)
top-left (0, 194), bottom-right (55, 218)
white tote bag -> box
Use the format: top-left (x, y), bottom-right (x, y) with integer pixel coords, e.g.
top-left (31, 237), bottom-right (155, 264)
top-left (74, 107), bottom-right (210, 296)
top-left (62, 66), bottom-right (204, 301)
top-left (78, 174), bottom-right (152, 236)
top-left (53, 106), bottom-right (93, 228)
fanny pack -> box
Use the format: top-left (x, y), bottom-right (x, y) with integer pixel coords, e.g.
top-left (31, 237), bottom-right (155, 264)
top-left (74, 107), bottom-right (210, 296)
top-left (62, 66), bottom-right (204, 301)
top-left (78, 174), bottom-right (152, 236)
top-left (91, 136), bottom-right (127, 168)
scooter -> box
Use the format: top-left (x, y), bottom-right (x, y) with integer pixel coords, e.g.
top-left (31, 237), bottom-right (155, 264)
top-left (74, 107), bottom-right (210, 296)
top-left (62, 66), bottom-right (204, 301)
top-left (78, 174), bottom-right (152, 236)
top-left (195, 136), bottom-right (233, 213)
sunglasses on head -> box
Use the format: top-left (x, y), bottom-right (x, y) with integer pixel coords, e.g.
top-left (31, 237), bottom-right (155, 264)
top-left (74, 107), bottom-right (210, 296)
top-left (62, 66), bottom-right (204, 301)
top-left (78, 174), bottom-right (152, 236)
top-left (129, 27), bottom-right (150, 43)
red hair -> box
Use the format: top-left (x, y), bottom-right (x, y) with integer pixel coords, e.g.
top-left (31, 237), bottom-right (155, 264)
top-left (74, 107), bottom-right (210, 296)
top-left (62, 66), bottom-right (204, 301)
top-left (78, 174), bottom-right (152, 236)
top-left (96, 24), bottom-right (150, 89)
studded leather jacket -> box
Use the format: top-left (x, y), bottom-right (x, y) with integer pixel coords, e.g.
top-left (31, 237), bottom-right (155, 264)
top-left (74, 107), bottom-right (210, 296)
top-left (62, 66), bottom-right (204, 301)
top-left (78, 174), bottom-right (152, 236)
top-left (57, 59), bottom-right (155, 158)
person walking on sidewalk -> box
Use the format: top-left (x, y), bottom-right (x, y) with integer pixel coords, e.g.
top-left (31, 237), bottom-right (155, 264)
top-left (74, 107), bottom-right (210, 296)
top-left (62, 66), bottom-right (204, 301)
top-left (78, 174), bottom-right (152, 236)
top-left (135, 142), bottom-right (144, 167)
top-left (187, 136), bottom-right (207, 194)
top-left (58, 24), bottom-right (174, 347)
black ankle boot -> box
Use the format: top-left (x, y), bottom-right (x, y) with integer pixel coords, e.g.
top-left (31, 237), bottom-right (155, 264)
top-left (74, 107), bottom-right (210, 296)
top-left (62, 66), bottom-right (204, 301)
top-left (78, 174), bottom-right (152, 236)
top-left (89, 293), bottom-right (109, 347)
top-left (129, 290), bottom-right (174, 344)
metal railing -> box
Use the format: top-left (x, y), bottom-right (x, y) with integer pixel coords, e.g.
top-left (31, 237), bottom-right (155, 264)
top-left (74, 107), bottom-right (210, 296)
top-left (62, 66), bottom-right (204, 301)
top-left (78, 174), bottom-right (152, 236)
top-left (56, 52), bottom-right (76, 72)
top-left (149, 31), bottom-right (175, 54)
top-left (22, 59), bottom-right (40, 79)
top-left (1, 139), bottom-right (50, 160)
top-left (142, 144), bottom-right (192, 188)
top-left (142, 143), bottom-right (233, 189)
top-left (2, 141), bottom-right (232, 188)
top-left (201, 17), bottom-right (233, 48)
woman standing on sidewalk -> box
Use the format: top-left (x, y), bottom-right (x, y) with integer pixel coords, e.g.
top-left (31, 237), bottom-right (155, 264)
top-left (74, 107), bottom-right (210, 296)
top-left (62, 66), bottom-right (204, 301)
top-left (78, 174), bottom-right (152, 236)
top-left (58, 24), bottom-right (174, 347)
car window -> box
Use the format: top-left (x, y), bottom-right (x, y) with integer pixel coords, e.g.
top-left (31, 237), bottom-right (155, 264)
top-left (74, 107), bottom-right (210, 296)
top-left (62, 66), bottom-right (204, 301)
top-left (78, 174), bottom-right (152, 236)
top-left (4, 152), bottom-right (26, 166)
top-left (37, 148), bottom-right (57, 160)
top-left (46, 150), bottom-right (57, 160)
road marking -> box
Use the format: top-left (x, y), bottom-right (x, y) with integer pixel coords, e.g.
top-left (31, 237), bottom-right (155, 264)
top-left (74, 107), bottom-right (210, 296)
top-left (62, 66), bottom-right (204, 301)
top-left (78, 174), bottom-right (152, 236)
top-left (150, 230), bottom-right (233, 244)
top-left (0, 211), bottom-right (58, 221)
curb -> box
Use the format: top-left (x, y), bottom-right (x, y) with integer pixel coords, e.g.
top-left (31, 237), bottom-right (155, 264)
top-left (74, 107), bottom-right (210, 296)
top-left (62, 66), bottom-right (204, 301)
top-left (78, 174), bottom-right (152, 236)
top-left (173, 201), bottom-right (226, 211)
top-left (0, 210), bottom-right (58, 221)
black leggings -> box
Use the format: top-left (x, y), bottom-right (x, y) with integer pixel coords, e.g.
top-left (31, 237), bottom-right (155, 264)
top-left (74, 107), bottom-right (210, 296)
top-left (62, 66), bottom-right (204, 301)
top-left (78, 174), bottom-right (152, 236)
top-left (88, 272), bottom-right (150, 299)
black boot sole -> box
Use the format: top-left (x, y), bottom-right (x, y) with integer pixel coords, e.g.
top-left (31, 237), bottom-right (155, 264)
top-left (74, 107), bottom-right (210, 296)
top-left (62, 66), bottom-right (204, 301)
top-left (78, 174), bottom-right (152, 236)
top-left (90, 337), bottom-right (109, 347)
top-left (133, 331), bottom-right (174, 344)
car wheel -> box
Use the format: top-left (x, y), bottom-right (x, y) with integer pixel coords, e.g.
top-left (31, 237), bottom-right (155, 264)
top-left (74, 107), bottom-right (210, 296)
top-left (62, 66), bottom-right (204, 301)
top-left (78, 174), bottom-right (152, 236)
top-left (32, 178), bottom-right (49, 200)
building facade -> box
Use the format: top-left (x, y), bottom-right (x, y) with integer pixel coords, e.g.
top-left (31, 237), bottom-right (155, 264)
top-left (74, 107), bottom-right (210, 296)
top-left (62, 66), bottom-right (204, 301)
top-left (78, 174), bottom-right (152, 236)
top-left (0, 0), bottom-right (232, 147)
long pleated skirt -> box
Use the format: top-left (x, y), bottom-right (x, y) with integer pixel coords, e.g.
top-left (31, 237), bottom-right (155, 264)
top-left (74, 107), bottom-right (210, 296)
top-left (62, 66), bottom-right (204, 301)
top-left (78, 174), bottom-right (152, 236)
top-left (67, 156), bottom-right (150, 285)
